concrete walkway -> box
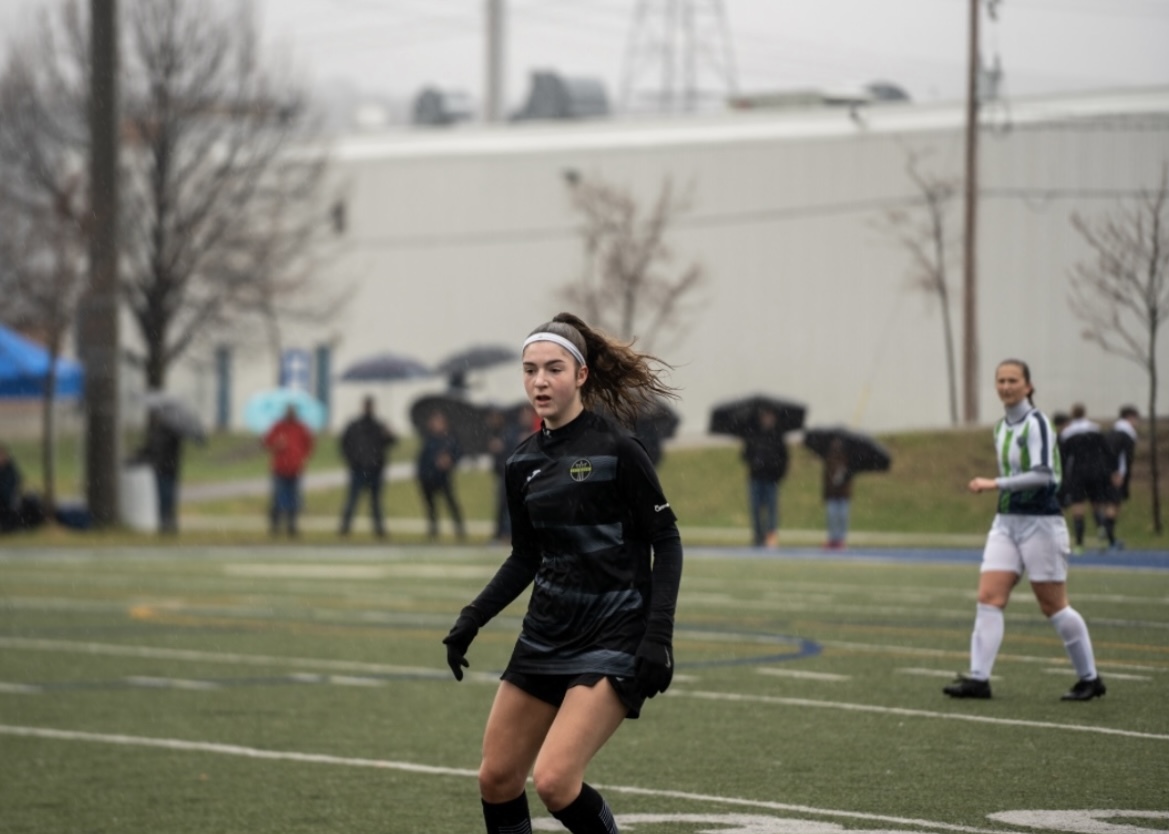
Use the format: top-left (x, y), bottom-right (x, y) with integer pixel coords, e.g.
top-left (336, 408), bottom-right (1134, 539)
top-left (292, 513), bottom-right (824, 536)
top-left (180, 461), bottom-right (419, 504)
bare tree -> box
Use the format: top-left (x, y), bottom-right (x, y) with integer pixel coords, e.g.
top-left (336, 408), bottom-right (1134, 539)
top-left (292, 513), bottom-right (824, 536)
top-left (1069, 163), bottom-right (1169, 534)
top-left (0, 0), bottom-right (336, 397)
top-left (0, 13), bottom-right (91, 511)
top-left (876, 150), bottom-right (961, 426)
top-left (560, 173), bottom-right (705, 353)
top-left (118, 0), bottom-right (335, 390)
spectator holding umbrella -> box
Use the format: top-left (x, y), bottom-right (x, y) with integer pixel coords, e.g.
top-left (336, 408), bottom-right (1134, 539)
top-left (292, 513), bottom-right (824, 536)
top-left (741, 408), bottom-right (789, 548)
top-left (416, 409), bottom-right (466, 541)
top-left (486, 404), bottom-right (536, 544)
top-left (709, 394), bottom-right (804, 549)
top-left (821, 436), bottom-right (853, 549)
top-left (142, 409), bottom-right (185, 535)
top-left (338, 395), bottom-right (398, 538)
top-left (263, 405), bottom-right (314, 537)
top-left (803, 426), bottom-right (891, 551)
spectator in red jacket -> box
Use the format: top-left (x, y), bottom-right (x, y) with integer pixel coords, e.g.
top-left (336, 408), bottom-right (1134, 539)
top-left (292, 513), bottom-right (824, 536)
top-left (263, 405), bottom-right (314, 536)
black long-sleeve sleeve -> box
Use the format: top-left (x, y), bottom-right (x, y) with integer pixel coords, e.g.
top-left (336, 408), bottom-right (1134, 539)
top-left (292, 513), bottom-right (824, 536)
top-left (464, 548), bottom-right (541, 626)
top-left (644, 526), bottom-right (683, 644)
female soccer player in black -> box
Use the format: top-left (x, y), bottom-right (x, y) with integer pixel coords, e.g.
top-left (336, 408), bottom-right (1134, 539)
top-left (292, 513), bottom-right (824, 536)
top-left (443, 313), bottom-right (683, 834)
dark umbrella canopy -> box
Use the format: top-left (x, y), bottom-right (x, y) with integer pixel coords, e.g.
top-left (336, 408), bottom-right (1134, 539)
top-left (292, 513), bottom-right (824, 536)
top-left (340, 352), bottom-right (433, 383)
top-left (634, 400), bottom-right (680, 465)
top-left (803, 426), bottom-right (892, 473)
top-left (409, 394), bottom-right (494, 455)
top-left (141, 392), bottom-right (207, 443)
top-left (597, 398), bottom-right (681, 466)
top-left (435, 344), bottom-right (518, 376)
top-left (709, 394), bottom-right (806, 438)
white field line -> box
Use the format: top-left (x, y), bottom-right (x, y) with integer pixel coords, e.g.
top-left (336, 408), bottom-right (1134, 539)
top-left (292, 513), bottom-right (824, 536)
top-left (0, 723), bottom-right (1008, 834)
top-left (1040, 668), bottom-right (1151, 681)
top-left (674, 690), bottom-right (1169, 741)
top-left (0, 636), bottom-right (448, 679)
top-left (123, 676), bottom-right (221, 690)
top-left (821, 639), bottom-right (1169, 674)
top-left (757, 668), bottom-right (850, 681)
top-left (0, 682), bottom-right (41, 693)
top-left (2, 637), bottom-right (1162, 741)
top-left (897, 668), bottom-right (992, 680)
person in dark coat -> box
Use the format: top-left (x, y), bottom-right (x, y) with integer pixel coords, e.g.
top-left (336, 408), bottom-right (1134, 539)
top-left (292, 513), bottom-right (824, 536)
top-left (1104, 405), bottom-right (1139, 549)
top-left (821, 436), bottom-right (854, 549)
top-left (143, 410), bottom-right (184, 535)
top-left (417, 409), bottom-right (465, 540)
top-left (486, 404), bottom-right (536, 543)
top-left (1059, 404), bottom-right (1118, 553)
top-left (0, 443), bottom-right (22, 533)
top-left (338, 395), bottom-right (398, 538)
top-left (741, 408), bottom-right (789, 548)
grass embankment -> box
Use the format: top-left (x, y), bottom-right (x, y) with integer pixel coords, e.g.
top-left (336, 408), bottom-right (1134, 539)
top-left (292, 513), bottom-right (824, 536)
top-left (6, 422), bottom-right (1168, 550)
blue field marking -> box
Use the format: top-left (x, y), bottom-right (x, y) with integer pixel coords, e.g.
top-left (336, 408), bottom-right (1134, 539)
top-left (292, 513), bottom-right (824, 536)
top-left (690, 545), bottom-right (1169, 571)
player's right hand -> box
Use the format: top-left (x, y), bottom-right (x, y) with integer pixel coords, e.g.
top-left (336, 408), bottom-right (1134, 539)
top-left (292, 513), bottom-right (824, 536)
top-left (442, 607), bottom-right (481, 681)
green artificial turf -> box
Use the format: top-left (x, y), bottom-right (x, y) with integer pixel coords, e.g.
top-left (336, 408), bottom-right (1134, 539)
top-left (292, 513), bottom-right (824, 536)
top-left (1, 546), bottom-right (1166, 833)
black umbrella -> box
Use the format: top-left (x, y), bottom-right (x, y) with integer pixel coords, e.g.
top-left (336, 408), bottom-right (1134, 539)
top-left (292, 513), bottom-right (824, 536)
top-left (634, 400), bottom-right (680, 465)
top-left (409, 394), bottom-right (494, 455)
top-left (709, 394), bottom-right (806, 438)
top-left (141, 392), bottom-right (207, 443)
top-left (340, 352), bottom-right (433, 383)
top-left (435, 344), bottom-right (518, 376)
top-left (803, 426), bottom-right (892, 473)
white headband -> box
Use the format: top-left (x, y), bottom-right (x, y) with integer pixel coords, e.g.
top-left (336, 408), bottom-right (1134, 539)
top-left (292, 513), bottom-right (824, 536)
top-left (522, 332), bottom-right (586, 367)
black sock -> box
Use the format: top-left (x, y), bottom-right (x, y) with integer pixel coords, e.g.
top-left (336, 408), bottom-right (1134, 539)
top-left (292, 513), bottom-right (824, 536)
top-left (1073, 516), bottom-right (1085, 546)
top-left (482, 792), bottom-right (532, 834)
top-left (1102, 518), bottom-right (1116, 545)
top-left (550, 784), bottom-right (618, 834)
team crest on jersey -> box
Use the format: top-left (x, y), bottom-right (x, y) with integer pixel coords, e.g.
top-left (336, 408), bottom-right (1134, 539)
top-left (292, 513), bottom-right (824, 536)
top-left (569, 459), bottom-right (593, 482)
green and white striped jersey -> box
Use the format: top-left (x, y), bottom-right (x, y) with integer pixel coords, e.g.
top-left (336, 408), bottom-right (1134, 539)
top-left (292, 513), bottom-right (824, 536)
top-left (992, 406), bottom-right (1063, 515)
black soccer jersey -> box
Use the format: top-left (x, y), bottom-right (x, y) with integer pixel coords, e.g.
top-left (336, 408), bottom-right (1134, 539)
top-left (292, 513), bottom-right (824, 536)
top-left (493, 409), bottom-right (680, 677)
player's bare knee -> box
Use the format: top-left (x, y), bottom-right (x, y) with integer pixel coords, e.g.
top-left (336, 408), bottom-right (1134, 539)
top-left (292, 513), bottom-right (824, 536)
top-left (478, 760), bottom-right (527, 804)
top-left (531, 763), bottom-right (578, 812)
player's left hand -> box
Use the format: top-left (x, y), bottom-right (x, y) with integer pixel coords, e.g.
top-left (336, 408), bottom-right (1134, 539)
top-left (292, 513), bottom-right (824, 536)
top-left (635, 637), bottom-right (674, 697)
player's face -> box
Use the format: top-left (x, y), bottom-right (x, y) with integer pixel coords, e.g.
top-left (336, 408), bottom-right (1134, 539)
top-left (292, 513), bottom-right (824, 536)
top-left (995, 362), bottom-right (1032, 408)
top-left (522, 341), bottom-right (586, 429)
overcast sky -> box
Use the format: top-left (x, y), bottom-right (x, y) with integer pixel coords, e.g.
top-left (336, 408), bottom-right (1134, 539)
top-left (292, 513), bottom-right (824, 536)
top-left (2, 0), bottom-right (1167, 111)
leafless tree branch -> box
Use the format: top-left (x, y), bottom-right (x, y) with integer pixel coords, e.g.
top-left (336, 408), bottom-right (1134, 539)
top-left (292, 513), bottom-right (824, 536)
top-left (1068, 162), bottom-right (1169, 532)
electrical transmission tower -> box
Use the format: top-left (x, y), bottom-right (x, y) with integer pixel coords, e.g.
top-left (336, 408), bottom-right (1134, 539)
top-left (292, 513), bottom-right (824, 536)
top-left (620, 0), bottom-right (737, 114)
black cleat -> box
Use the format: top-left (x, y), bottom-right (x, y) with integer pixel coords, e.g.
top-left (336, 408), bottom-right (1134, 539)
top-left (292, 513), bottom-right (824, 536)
top-left (942, 675), bottom-right (992, 699)
top-left (1061, 676), bottom-right (1106, 701)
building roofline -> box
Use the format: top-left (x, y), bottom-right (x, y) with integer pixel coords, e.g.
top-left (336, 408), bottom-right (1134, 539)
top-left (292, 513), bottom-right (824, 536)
top-left (328, 85), bottom-right (1169, 162)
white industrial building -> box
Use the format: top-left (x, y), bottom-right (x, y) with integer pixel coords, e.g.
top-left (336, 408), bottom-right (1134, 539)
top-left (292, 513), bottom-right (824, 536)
top-left (183, 85), bottom-right (1169, 439)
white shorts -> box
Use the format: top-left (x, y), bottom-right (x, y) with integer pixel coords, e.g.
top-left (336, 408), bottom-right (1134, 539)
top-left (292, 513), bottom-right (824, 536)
top-left (980, 514), bottom-right (1070, 582)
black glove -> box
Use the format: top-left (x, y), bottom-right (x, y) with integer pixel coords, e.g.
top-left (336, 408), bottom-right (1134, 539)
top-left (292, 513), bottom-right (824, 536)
top-left (634, 636), bottom-right (674, 697)
top-left (442, 606), bottom-right (481, 681)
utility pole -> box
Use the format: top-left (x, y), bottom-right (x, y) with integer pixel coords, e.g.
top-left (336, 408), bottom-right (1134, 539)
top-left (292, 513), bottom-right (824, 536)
top-left (82, 0), bottom-right (121, 525)
top-left (484, 0), bottom-right (505, 123)
top-left (961, 0), bottom-right (981, 424)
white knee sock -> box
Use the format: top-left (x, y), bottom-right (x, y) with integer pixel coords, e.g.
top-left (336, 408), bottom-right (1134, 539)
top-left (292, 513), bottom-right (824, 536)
top-left (970, 603), bottom-right (1004, 681)
top-left (1050, 606), bottom-right (1098, 680)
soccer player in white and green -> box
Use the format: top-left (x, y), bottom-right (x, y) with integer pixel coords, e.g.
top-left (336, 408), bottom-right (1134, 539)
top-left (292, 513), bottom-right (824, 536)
top-left (944, 358), bottom-right (1105, 702)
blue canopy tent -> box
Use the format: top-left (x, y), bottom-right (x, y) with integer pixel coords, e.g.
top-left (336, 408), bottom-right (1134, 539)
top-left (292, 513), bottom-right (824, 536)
top-left (0, 324), bottom-right (84, 399)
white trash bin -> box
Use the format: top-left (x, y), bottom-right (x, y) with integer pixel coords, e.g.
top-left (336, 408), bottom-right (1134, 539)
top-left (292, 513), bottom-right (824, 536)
top-left (119, 463), bottom-right (158, 532)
